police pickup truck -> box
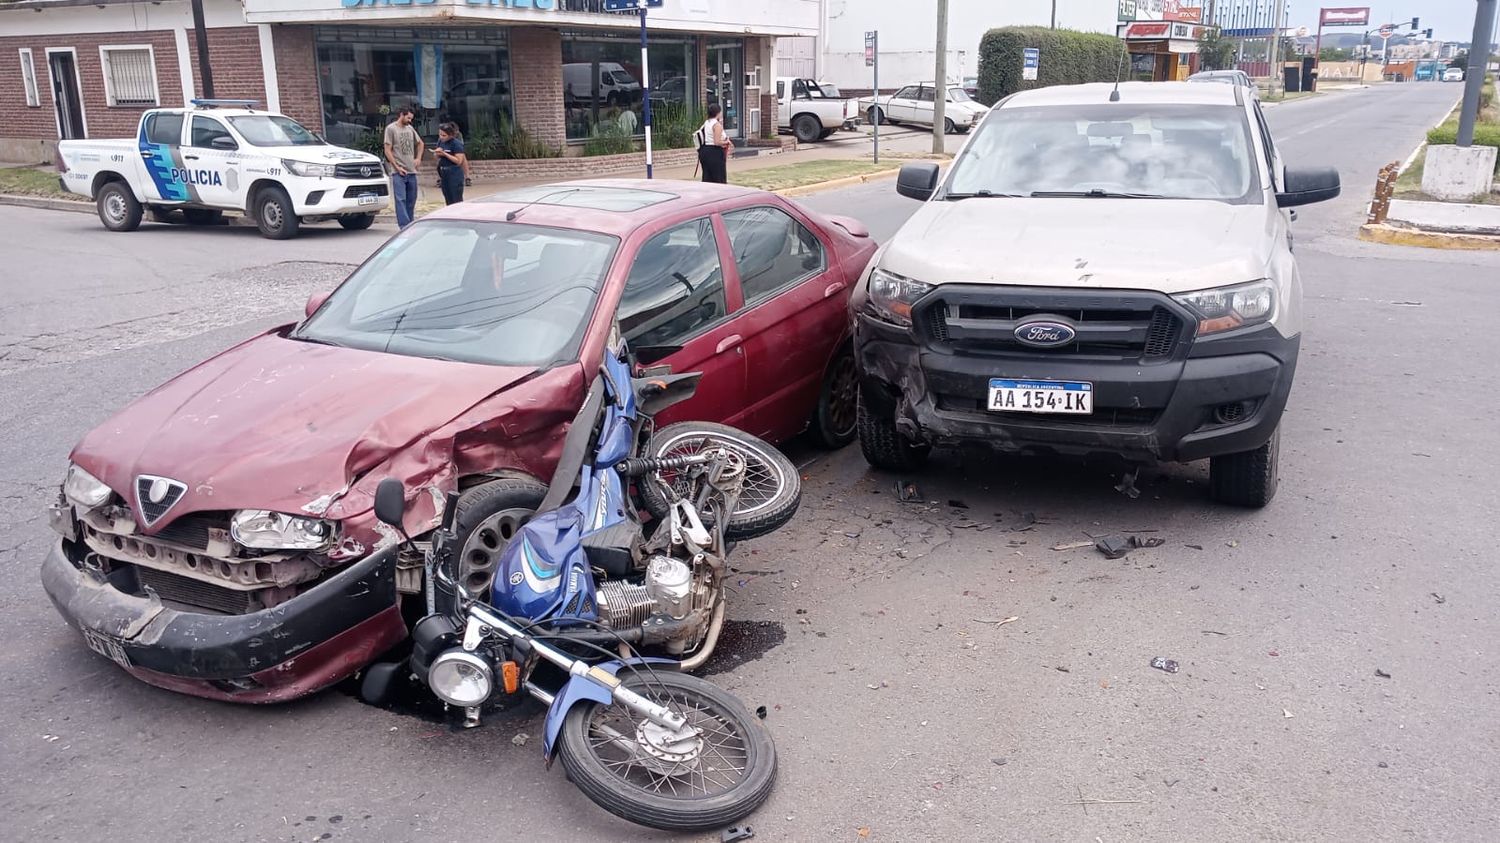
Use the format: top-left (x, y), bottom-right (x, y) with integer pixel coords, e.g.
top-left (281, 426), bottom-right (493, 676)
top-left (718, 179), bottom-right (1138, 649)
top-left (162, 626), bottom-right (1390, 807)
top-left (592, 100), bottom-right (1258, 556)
top-left (55, 99), bottom-right (390, 239)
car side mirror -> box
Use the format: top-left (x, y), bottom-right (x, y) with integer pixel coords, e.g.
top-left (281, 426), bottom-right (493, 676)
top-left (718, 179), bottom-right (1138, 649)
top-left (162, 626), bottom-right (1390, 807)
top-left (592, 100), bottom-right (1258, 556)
top-left (896, 161), bottom-right (941, 201)
top-left (374, 478), bottom-right (406, 528)
top-left (305, 291), bottom-right (331, 318)
top-left (211, 136), bottom-right (238, 151)
top-left (1277, 166), bottom-right (1340, 208)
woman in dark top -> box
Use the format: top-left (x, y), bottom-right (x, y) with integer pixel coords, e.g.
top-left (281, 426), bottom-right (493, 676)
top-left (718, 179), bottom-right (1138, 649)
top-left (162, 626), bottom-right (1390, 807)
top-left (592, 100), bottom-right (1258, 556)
top-left (433, 122), bottom-right (468, 205)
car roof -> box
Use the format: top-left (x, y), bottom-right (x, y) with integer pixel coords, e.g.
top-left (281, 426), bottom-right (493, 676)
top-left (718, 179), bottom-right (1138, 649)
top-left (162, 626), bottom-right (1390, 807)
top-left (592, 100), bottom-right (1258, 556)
top-left (422, 179), bottom-right (769, 235)
top-left (1001, 81), bottom-right (1241, 108)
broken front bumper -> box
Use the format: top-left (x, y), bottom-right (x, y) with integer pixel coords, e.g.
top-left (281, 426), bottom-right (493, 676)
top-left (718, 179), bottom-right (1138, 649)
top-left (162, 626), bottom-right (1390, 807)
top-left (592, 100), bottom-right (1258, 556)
top-left (41, 539), bottom-right (407, 703)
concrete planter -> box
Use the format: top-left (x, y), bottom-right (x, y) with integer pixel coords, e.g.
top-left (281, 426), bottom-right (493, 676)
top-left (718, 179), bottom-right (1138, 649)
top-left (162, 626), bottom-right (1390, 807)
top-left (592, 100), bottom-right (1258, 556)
top-left (1421, 144), bottom-right (1500, 201)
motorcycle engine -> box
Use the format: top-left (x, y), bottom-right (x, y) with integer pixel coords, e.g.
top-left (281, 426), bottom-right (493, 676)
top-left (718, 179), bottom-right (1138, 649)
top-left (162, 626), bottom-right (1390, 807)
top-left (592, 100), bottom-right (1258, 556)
top-left (595, 555), bottom-right (695, 628)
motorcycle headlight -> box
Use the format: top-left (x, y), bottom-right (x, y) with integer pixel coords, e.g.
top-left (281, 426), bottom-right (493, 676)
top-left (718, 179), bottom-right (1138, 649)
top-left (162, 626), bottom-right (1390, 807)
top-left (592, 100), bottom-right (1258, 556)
top-left (1172, 280), bottom-right (1276, 336)
top-left (230, 510), bottom-right (335, 550)
top-left (282, 159), bottom-right (336, 178)
top-left (63, 463), bottom-right (113, 510)
top-left (867, 268), bottom-right (934, 328)
top-left (428, 649), bottom-right (494, 707)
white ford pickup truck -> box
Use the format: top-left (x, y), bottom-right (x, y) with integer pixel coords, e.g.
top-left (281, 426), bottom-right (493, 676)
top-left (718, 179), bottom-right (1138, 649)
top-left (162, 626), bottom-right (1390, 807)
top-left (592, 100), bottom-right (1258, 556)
top-left (55, 99), bottom-right (390, 239)
top-left (777, 77), bottom-right (860, 143)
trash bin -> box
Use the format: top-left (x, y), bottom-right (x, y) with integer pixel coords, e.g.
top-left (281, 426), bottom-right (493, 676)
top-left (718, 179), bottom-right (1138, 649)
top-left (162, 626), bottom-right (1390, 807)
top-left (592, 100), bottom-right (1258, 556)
top-left (1283, 66), bottom-right (1301, 93)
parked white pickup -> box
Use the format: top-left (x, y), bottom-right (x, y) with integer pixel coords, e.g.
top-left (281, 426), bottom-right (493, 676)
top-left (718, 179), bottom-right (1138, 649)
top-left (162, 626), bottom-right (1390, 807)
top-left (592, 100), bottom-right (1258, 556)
top-left (777, 77), bottom-right (860, 143)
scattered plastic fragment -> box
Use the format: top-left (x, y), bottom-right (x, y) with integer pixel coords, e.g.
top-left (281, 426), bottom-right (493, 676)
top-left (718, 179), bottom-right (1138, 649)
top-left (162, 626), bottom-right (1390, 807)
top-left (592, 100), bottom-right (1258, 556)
top-left (1149, 657), bottom-right (1180, 674)
top-left (1375, 668), bottom-right (1392, 679)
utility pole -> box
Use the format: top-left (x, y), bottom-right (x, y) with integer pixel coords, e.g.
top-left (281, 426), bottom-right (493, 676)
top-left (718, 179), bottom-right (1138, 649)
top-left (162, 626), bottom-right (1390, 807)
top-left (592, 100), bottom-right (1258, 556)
top-left (190, 0), bottom-right (214, 98)
top-left (933, 0), bottom-right (948, 155)
top-left (1457, 0), bottom-right (1498, 146)
top-left (1050, 0), bottom-right (1057, 30)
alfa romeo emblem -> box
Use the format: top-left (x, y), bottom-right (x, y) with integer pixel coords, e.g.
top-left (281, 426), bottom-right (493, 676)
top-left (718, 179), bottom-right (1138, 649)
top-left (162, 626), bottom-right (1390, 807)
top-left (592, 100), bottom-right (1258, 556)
top-left (148, 478), bottom-right (171, 503)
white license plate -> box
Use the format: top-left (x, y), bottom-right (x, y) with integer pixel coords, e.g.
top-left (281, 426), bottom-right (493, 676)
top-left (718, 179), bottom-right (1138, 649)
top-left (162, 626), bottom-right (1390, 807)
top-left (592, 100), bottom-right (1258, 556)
top-left (357, 194), bottom-right (378, 206)
top-left (82, 628), bottom-right (131, 669)
top-left (988, 379), bottom-right (1093, 415)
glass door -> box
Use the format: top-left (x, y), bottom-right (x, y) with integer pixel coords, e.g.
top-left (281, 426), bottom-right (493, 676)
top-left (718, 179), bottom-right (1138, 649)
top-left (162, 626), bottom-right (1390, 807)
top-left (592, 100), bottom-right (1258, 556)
top-left (706, 42), bottom-right (743, 139)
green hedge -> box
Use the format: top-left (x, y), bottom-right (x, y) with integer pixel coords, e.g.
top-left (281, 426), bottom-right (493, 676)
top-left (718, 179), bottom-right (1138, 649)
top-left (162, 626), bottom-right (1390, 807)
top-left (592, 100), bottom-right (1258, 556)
top-left (978, 27), bottom-right (1127, 105)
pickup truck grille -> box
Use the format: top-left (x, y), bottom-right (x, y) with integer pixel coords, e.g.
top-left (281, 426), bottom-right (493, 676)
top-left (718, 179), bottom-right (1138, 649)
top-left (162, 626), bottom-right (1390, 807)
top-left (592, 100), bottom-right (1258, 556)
top-left (916, 287), bottom-right (1191, 362)
top-left (334, 162), bottom-right (385, 179)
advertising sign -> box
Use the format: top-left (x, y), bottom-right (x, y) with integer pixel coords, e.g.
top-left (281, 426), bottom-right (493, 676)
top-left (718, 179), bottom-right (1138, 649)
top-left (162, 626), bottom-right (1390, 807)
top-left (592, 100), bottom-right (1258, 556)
top-left (1319, 7), bottom-right (1371, 27)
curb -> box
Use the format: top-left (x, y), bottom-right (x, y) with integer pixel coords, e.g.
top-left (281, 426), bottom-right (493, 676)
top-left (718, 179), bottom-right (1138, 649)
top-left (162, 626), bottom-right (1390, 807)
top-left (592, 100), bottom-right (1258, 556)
top-left (773, 166), bottom-right (903, 198)
top-left (1359, 222), bottom-right (1500, 250)
top-left (0, 193), bottom-right (90, 213)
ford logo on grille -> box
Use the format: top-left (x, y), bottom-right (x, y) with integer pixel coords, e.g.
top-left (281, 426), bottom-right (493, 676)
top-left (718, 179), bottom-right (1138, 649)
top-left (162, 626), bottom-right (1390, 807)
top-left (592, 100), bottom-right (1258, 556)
top-left (1014, 320), bottom-right (1076, 348)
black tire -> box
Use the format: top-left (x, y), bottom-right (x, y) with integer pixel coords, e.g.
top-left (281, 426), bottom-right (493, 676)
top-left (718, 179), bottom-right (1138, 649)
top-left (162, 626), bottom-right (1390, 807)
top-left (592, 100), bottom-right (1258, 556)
top-left (818, 128), bottom-right (837, 140)
top-left (338, 213), bottom-right (377, 231)
top-left (1209, 427), bottom-right (1280, 508)
top-left (856, 391), bottom-right (930, 472)
top-left (96, 182), bottom-right (142, 232)
top-left (451, 478), bottom-right (547, 598)
top-left (867, 106), bottom-right (885, 125)
top-left (182, 208), bottom-right (222, 226)
top-left (556, 671), bottom-right (777, 832)
top-left (791, 113), bottom-right (822, 144)
top-left (810, 346), bottom-right (858, 449)
top-left (639, 422), bottom-right (800, 541)
top-left (944, 117), bottom-right (957, 135)
top-left (254, 185), bottom-right (300, 240)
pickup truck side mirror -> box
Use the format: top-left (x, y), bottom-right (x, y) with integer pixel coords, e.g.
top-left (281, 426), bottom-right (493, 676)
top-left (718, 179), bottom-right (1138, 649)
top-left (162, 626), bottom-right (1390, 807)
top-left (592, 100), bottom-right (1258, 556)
top-left (305, 291), bottom-right (331, 318)
top-left (1276, 166), bottom-right (1340, 208)
top-left (896, 161), bottom-right (942, 202)
top-left (374, 478), bottom-right (406, 528)
top-left (211, 136), bottom-right (238, 151)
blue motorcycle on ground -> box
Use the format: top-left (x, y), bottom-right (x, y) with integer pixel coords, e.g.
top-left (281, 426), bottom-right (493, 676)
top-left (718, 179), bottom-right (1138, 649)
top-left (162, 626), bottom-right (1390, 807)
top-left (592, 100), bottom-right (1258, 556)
top-left (370, 340), bottom-right (800, 831)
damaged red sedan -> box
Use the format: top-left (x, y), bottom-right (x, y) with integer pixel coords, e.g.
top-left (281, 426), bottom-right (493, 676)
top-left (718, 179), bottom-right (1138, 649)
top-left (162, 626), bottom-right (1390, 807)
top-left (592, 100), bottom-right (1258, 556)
top-left (43, 180), bottom-right (874, 702)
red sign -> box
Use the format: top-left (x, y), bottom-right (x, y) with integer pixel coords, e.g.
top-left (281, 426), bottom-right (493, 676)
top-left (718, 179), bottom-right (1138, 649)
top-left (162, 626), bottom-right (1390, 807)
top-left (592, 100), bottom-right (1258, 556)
top-left (1164, 2), bottom-right (1203, 24)
top-left (1125, 22), bottom-right (1172, 38)
top-left (1319, 7), bottom-right (1370, 27)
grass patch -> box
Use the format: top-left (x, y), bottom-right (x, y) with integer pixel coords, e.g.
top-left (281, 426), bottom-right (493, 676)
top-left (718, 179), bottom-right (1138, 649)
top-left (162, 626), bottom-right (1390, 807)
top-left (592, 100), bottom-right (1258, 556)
top-left (731, 160), bottom-right (901, 192)
top-left (0, 166), bottom-right (79, 199)
top-left (1262, 90), bottom-right (1319, 103)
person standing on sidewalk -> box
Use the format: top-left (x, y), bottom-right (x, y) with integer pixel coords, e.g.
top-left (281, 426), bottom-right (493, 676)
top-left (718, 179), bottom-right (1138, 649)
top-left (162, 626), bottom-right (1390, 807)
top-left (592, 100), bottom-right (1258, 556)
top-left (384, 107), bottom-right (424, 228)
top-left (433, 122), bottom-right (468, 206)
top-left (695, 104), bottom-right (733, 184)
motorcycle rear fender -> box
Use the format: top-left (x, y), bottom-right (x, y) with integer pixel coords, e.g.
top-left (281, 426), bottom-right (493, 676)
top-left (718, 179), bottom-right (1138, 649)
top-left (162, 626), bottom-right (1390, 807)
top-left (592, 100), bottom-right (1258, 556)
top-left (541, 657), bottom-right (680, 761)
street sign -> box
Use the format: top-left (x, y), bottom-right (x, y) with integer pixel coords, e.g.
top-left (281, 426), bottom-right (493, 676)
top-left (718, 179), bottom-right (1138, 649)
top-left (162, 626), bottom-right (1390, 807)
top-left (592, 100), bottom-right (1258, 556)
top-left (1378, 24), bottom-right (1394, 38)
top-left (865, 31), bottom-right (876, 67)
top-left (1022, 47), bottom-right (1040, 81)
top-left (1319, 7), bottom-right (1370, 27)
top-left (602, 0), bottom-right (662, 10)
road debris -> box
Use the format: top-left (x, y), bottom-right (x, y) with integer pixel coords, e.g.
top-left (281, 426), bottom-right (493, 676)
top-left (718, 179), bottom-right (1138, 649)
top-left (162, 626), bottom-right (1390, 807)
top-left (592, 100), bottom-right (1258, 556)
top-left (1149, 657), bottom-right (1180, 674)
top-left (1378, 762), bottom-right (1389, 768)
top-left (1375, 668), bottom-right (1392, 679)
top-left (1186, 544), bottom-right (1204, 550)
top-left (1054, 665), bottom-right (1071, 673)
top-left (1283, 708), bottom-right (1294, 719)
top-left (511, 733), bottom-right (528, 747)
top-left (896, 480), bottom-right (922, 503)
top-left (1114, 468), bottom-right (1141, 499)
top-left (755, 706), bottom-right (768, 719)
top-left (1052, 540), bottom-right (1094, 551)
top-left (721, 825), bottom-right (755, 842)
top-left (991, 757), bottom-right (1009, 767)
top-left (973, 616), bottom-right (1019, 626)
top-left (1095, 534), bottom-right (1134, 559)
top-left (1201, 630), bottom-right (1229, 636)
top-left (948, 499), bottom-right (969, 509)
top-left (1227, 540), bottom-right (1240, 548)
top-left (857, 828), bottom-right (871, 839)
top-left (1430, 592), bottom-right (1446, 604)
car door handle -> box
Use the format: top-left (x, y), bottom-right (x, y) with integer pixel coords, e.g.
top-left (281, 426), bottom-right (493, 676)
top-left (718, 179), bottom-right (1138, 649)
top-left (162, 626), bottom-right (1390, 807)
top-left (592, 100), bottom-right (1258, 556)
top-left (823, 280), bottom-right (847, 299)
top-left (715, 335), bottom-right (743, 354)
top-left (183, 154), bottom-right (199, 161)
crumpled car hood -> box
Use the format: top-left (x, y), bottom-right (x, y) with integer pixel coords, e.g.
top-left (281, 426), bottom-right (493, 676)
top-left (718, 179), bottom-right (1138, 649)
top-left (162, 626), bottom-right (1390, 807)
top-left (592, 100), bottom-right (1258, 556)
top-left (72, 329), bottom-right (535, 520)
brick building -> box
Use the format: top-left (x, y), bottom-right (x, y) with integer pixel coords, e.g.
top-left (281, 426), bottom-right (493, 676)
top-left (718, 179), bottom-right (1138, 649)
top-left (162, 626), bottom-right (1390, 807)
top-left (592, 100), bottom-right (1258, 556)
top-left (0, 0), bottom-right (818, 163)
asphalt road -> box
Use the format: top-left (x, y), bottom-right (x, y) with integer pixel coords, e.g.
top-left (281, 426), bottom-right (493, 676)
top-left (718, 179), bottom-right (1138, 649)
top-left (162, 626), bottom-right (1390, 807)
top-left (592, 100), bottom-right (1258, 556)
top-left (3, 82), bottom-right (1498, 842)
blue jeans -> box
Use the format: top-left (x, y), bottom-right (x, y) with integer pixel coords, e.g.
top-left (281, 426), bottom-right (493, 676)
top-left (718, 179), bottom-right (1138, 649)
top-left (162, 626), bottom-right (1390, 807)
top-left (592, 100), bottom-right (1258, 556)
top-left (391, 172), bottom-right (418, 228)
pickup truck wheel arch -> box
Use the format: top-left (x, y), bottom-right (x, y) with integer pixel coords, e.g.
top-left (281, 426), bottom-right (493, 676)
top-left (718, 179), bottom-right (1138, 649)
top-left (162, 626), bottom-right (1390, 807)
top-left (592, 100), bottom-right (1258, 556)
top-left (90, 171), bottom-right (132, 202)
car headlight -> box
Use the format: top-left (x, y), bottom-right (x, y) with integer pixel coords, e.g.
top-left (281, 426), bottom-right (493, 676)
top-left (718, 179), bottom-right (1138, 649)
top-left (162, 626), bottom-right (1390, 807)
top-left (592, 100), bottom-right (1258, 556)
top-left (1173, 280), bottom-right (1276, 336)
top-left (867, 268), bottom-right (934, 328)
top-left (63, 463), bottom-right (113, 509)
top-left (230, 510), bottom-right (335, 550)
top-left (282, 159), bottom-right (335, 178)
top-left (428, 649), bottom-right (494, 707)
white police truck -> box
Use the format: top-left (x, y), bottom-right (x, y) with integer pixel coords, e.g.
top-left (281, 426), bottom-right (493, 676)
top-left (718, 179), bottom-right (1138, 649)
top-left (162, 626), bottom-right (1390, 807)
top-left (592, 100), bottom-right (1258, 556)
top-left (55, 99), bottom-right (390, 239)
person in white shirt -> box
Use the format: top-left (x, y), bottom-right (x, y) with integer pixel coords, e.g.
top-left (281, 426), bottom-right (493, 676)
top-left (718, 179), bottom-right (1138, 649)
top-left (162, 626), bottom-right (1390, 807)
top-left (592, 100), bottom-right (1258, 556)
top-left (695, 104), bottom-right (733, 183)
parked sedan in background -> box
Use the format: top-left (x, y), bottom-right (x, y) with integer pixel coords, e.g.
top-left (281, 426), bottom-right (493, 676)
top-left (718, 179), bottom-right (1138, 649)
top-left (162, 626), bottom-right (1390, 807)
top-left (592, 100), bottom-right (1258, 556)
top-left (42, 180), bottom-right (876, 704)
top-left (861, 83), bottom-right (987, 133)
top-left (1443, 67), bottom-right (1465, 82)
top-left (1187, 69), bottom-right (1259, 100)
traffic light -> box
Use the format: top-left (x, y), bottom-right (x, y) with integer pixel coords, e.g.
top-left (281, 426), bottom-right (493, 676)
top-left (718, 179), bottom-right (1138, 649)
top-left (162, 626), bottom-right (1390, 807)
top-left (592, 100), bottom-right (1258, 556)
top-left (1410, 17), bottom-right (1419, 29)
top-left (1423, 29), bottom-right (1433, 39)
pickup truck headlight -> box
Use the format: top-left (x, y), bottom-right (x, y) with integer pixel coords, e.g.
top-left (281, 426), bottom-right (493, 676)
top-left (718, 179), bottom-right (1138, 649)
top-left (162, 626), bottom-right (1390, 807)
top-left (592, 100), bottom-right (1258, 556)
top-left (282, 159), bottom-right (335, 178)
top-left (1173, 280), bottom-right (1276, 336)
top-left (231, 510), bottom-right (335, 550)
top-left (63, 463), bottom-right (113, 509)
top-left (867, 268), bottom-right (934, 328)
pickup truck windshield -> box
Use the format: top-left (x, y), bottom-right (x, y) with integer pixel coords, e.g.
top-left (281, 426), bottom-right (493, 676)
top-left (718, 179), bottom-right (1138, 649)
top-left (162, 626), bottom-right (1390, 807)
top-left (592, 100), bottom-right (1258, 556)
top-left (946, 104), bottom-right (1261, 203)
top-left (226, 115), bottom-right (322, 146)
top-left (295, 221), bottom-right (619, 367)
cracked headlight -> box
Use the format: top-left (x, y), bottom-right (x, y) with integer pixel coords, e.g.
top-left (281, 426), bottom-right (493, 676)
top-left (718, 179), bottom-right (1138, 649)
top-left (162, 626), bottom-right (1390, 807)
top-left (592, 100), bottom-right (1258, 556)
top-left (1173, 280), bottom-right (1276, 336)
top-left (63, 463), bottom-right (112, 510)
top-left (283, 159), bottom-right (336, 178)
top-left (867, 268), bottom-right (934, 328)
top-left (231, 510), bottom-right (335, 550)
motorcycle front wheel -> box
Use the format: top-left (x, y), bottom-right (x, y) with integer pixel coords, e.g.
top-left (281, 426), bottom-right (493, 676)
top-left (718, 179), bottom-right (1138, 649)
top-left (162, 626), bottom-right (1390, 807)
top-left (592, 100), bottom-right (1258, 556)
top-left (556, 671), bottom-right (777, 831)
top-left (638, 422), bottom-right (801, 541)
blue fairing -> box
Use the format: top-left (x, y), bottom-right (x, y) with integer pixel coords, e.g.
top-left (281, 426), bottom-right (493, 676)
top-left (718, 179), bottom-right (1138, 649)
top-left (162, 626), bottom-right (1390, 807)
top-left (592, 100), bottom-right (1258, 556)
top-left (541, 657), bottom-right (679, 759)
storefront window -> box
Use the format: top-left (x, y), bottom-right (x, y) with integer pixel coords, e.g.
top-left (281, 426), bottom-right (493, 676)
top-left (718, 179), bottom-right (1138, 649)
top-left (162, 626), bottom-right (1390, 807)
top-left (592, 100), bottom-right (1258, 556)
top-left (561, 32), bottom-right (696, 143)
top-left (316, 27), bottom-right (511, 151)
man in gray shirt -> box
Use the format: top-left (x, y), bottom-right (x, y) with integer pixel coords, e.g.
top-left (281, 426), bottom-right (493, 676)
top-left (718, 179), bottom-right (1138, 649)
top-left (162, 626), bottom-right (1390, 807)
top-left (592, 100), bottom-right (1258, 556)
top-left (384, 107), bottom-right (425, 228)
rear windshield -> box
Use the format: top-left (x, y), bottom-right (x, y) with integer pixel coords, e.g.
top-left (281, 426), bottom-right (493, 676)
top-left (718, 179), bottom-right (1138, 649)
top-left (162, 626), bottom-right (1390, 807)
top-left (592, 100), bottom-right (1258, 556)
top-left (946, 103), bottom-right (1262, 203)
top-left (295, 221), bottom-right (619, 367)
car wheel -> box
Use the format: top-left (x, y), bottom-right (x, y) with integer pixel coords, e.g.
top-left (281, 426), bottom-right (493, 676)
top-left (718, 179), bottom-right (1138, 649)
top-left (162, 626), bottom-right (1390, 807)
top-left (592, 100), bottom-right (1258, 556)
top-left (944, 117), bottom-right (957, 135)
top-left (819, 128), bottom-right (837, 140)
top-left (96, 182), bottom-right (142, 232)
top-left (338, 213), bottom-right (377, 231)
top-left (255, 185), bottom-right (300, 240)
top-left (183, 209), bottom-right (222, 226)
top-left (856, 391), bottom-right (930, 471)
top-left (1209, 427), bottom-right (1280, 508)
top-left (868, 106), bottom-right (885, 125)
top-left (811, 346), bottom-right (858, 449)
top-left (452, 478), bottom-right (548, 599)
top-left (792, 114), bottom-right (822, 144)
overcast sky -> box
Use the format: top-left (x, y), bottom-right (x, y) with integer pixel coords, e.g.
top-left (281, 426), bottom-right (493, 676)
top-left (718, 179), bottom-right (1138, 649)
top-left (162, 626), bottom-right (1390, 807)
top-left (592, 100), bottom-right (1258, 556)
top-left (1286, 2), bottom-right (1498, 44)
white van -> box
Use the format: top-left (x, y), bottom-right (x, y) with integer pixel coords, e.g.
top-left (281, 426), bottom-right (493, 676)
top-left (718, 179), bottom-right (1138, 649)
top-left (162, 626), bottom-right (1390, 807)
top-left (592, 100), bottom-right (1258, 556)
top-left (563, 62), bottom-right (642, 107)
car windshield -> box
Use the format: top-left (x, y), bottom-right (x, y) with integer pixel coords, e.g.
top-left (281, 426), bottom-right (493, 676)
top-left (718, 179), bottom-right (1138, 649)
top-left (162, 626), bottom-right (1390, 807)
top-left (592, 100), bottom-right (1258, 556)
top-left (948, 87), bottom-right (974, 103)
top-left (609, 70), bottom-right (636, 84)
top-left (946, 103), bottom-right (1261, 203)
top-left (226, 115), bottom-right (322, 146)
top-left (294, 221), bottom-right (619, 367)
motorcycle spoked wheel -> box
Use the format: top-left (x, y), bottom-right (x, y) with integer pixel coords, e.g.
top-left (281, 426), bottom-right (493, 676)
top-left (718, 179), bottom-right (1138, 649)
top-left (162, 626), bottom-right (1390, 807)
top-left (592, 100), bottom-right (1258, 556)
top-left (637, 422), bottom-right (801, 541)
top-left (556, 671), bottom-right (777, 831)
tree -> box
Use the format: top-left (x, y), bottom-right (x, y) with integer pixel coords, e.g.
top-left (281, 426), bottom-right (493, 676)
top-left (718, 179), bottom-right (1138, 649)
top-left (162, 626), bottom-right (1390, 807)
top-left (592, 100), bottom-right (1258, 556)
top-left (1319, 47), bottom-right (1352, 62)
top-left (1279, 37), bottom-right (1301, 60)
top-left (1450, 50), bottom-right (1468, 71)
top-left (1198, 30), bottom-right (1237, 71)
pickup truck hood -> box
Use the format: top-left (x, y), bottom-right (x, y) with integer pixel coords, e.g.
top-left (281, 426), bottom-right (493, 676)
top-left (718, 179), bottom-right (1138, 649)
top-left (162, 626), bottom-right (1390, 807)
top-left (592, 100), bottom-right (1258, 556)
top-left (71, 331), bottom-right (534, 521)
top-left (279, 146), bottom-right (383, 166)
top-left (879, 197), bottom-right (1273, 294)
